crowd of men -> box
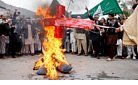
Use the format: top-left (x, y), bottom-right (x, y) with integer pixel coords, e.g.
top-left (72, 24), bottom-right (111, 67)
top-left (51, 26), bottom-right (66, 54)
top-left (0, 9), bottom-right (42, 58)
top-left (0, 3), bottom-right (138, 61)
top-left (63, 3), bottom-right (138, 61)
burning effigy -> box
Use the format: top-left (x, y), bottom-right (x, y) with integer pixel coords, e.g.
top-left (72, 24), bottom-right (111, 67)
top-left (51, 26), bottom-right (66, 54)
top-left (33, 4), bottom-right (94, 80)
top-left (33, 5), bottom-right (72, 80)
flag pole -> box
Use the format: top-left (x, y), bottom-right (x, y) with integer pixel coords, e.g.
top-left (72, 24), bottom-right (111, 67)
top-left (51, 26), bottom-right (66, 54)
top-left (67, 0), bottom-right (71, 12)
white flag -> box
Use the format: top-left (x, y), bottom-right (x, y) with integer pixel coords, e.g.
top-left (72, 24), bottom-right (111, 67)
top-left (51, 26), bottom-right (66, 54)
top-left (94, 5), bottom-right (103, 16)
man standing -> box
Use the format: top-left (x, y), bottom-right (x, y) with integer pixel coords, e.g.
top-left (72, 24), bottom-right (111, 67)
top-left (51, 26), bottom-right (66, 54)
top-left (22, 18), bottom-right (36, 55)
top-left (106, 14), bottom-right (120, 61)
top-left (75, 16), bottom-right (88, 56)
top-left (64, 28), bottom-right (71, 53)
top-left (85, 7), bottom-right (101, 59)
top-left (0, 16), bottom-right (10, 58)
top-left (69, 11), bottom-right (77, 54)
top-left (70, 28), bottom-right (77, 54)
top-left (116, 4), bottom-right (138, 60)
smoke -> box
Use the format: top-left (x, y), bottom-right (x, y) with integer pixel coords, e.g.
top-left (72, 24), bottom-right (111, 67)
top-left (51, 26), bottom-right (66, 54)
top-left (58, 0), bottom-right (102, 14)
top-left (32, 0), bottom-right (102, 14)
top-left (32, 0), bottom-right (53, 12)
top-left (59, 0), bottom-right (90, 14)
top-left (32, 0), bottom-right (90, 13)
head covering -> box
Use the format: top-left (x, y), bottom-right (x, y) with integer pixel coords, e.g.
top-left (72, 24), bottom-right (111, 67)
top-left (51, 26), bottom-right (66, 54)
top-left (93, 14), bottom-right (99, 18)
top-left (132, 4), bottom-right (137, 10)
top-left (77, 16), bottom-right (81, 19)
top-left (108, 13), bottom-right (115, 17)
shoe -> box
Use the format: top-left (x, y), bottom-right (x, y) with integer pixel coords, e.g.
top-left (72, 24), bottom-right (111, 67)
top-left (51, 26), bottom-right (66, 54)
top-left (113, 57), bottom-right (116, 60)
top-left (84, 54), bottom-right (88, 56)
top-left (93, 54), bottom-right (97, 57)
top-left (107, 58), bottom-right (112, 61)
top-left (77, 53), bottom-right (81, 56)
top-left (117, 55), bottom-right (122, 59)
top-left (126, 56), bottom-right (131, 59)
top-left (133, 56), bottom-right (136, 60)
top-left (3, 56), bottom-right (7, 59)
top-left (31, 54), bottom-right (35, 56)
top-left (12, 56), bottom-right (16, 58)
top-left (97, 56), bottom-right (100, 59)
top-left (90, 54), bottom-right (93, 57)
top-left (121, 56), bottom-right (125, 59)
top-left (71, 52), bottom-right (75, 54)
top-left (0, 56), bottom-right (6, 59)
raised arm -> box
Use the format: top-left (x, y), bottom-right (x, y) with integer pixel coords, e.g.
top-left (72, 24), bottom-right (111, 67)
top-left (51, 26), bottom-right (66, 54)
top-left (85, 6), bottom-right (90, 16)
top-left (85, 6), bottom-right (94, 20)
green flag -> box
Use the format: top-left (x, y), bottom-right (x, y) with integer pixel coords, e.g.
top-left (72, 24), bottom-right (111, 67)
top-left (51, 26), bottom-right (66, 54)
top-left (83, 0), bottom-right (123, 18)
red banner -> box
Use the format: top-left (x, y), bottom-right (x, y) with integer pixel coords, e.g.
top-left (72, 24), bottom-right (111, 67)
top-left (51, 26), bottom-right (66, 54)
top-left (43, 18), bottom-right (95, 30)
top-left (54, 5), bottom-right (65, 38)
top-left (56, 5), bottom-right (65, 18)
top-left (55, 18), bottom-right (94, 30)
top-left (43, 18), bottom-right (56, 26)
top-left (54, 26), bottom-right (64, 38)
top-left (43, 5), bottom-right (95, 38)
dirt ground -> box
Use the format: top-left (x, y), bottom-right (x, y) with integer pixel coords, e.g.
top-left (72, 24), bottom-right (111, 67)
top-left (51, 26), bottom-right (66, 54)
top-left (0, 54), bottom-right (138, 80)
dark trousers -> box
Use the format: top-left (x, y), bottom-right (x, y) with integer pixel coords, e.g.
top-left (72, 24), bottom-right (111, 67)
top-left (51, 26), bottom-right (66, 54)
top-left (9, 42), bottom-right (16, 57)
top-left (107, 35), bottom-right (117, 59)
top-left (92, 38), bottom-right (100, 57)
top-left (99, 35), bottom-right (106, 56)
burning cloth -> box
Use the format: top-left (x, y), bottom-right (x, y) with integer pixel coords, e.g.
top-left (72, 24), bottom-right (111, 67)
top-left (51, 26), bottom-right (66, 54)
top-left (55, 18), bottom-right (95, 30)
top-left (43, 18), bottom-right (95, 30)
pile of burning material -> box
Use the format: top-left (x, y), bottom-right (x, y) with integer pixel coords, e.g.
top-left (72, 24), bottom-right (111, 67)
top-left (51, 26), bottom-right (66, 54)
top-left (33, 5), bottom-right (72, 80)
top-left (33, 3), bottom-right (95, 79)
top-left (34, 58), bottom-right (72, 75)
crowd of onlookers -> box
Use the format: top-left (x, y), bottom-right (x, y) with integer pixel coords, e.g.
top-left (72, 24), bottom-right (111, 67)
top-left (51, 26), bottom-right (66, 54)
top-left (0, 3), bottom-right (138, 61)
top-left (0, 9), bottom-right (42, 58)
top-left (62, 3), bottom-right (138, 61)
top-left (62, 14), bottom-right (137, 61)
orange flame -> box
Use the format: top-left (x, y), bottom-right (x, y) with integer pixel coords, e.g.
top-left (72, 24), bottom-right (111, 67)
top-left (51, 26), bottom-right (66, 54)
top-left (34, 6), bottom-right (69, 80)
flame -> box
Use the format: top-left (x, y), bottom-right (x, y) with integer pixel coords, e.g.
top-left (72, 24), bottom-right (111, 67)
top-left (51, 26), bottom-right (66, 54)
top-left (34, 6), bottom-right (69, 80)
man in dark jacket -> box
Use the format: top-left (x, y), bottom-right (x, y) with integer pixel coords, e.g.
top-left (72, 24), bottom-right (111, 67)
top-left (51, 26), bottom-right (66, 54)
top-left (8, 19), bottom-right (23, 58)
top-left (106, 13), bottom-right (120, 61)
top-left (85, 7), bottom-right (101, 59)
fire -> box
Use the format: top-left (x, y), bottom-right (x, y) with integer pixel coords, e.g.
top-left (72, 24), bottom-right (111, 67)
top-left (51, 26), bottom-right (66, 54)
top-left (34, 6), bottom-right (69, 80)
